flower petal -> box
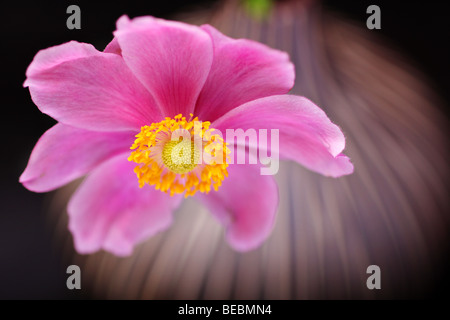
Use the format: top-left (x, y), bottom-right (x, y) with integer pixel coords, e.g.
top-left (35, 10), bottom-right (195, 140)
top-left (194, 24), bottom-right (295, 122)
top-left (213, 95), bottom-right (354, 177)
top-left (103, 38), bottom-right (122, 55)
top-left (196, 163), bottom-right (278, 251)
top-left (68, 153), bottom-right (183, 256)
top-left (19, 123), bottom-right (134, 192)
top-left (114, 15), bottom-right (213, 117)
top-left (24, 41), bottom-right (161, 131)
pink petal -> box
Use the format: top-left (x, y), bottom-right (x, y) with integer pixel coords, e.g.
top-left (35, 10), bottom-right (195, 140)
top-left (194, 24), bottom-right (295, 122)
top-left (114, 15), bottom-right (213, 117)
top-left (24, 41), bottom-right (162, 131)
top-left (213, 95), bottom-right (354, 177)
top-left (196, 163), bottom-right (278, 251)
top-left (19, 123), bottom-right (134, 192)
top-left (68, 153), bottom-right (183, 256)
top-left (103, 38), bottom-right (122, 55)
top-left (25, 41), bottom-right (98, 78)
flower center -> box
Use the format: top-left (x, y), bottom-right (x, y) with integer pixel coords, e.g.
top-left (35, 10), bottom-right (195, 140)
top-left (128, 114), bottom-right (229, 197)
top-left (161, 139), bottom-right (200, 174)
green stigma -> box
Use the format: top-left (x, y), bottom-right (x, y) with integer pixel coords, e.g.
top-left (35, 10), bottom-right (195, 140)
top-left (162, 139), bottom-right (200, 174)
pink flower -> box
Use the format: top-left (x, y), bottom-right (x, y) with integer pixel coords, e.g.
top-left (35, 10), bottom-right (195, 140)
top-left (20, 15), bottom-right (353, 256)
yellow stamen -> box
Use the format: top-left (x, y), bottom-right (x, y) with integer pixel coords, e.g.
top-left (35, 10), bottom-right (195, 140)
top-left (128, 114), bottom-right (230, 197)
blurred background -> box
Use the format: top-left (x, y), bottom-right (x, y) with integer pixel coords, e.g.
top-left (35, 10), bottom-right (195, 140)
top-left (0, 0), bottom-right (449, 299)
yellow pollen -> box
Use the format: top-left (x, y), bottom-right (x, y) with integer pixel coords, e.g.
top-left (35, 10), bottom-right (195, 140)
top-left (128, 114), bottom-right (230, 197)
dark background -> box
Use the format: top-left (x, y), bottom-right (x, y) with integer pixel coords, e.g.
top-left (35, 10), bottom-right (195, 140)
top-left (0, 0), bottom-right (448, 299)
